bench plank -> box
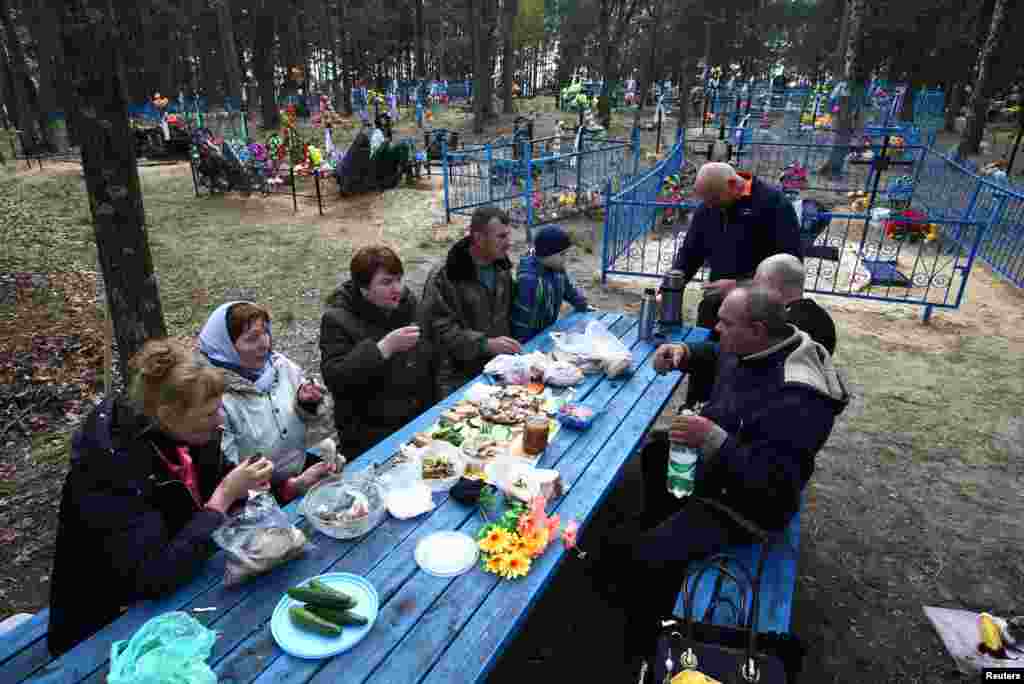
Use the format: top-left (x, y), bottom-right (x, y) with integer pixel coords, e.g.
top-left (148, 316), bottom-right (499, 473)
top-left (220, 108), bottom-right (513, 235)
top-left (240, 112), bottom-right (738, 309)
top-left (675, 507), bottom-right (801, 635)
top-left (0, 609), bottom-right (49, 665)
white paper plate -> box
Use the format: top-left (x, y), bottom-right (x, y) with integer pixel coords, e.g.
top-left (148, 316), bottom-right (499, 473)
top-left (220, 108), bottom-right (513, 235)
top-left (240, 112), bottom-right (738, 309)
top-left (414, 531), bottom-right (479, 578)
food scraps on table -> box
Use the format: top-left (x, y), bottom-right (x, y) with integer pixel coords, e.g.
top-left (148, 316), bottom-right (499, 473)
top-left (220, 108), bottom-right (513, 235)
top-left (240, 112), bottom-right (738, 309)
top-left (422, 455), bottom-right (456, 480)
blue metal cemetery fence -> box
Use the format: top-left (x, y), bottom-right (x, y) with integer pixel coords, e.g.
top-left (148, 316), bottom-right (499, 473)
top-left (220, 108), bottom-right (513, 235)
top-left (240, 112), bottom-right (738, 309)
top-left (601, 124), bottom-right (1016, 320)
top-left (442, 126), bottom-right (642, 235)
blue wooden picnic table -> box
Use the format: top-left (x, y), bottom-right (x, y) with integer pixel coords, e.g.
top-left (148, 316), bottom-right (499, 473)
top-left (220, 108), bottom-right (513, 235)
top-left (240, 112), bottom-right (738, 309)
top-left (2, 311), bottom-right (708, 684)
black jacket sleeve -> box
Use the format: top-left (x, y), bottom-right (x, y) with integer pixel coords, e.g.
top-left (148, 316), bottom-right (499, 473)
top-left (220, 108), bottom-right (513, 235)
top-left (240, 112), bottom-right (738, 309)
top-left (673, 210), bottom-right (709, 283)
top-left (319, 311), bottom-right (391, 393)
top-left (73, 481), bottom-right (226, 600)
top-left (771, 194), bottom-right (804, 261)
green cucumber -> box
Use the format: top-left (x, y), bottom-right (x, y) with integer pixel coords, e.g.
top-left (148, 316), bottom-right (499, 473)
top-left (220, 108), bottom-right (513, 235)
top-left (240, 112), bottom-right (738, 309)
top-left (286, 587), bottom-right (356, 610)
top-left (308, 579), bottom-right (356, 603)
top-left (289, 606), bottom-right (342, 636)
top-left (306, 604), bottom-right (370, 626)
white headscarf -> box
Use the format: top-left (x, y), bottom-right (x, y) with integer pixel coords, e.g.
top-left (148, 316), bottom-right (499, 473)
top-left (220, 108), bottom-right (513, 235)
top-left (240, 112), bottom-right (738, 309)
top-left (198, 301), bottom-right (278, 393)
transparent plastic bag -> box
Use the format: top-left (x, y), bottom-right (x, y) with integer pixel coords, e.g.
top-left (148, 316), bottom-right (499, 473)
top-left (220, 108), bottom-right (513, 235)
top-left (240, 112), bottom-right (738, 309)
top-left (483, 354), bottom-right (533, 385)
top-left (211, 491), bottom-right (310, 587)
top-left (108, 612), bottom-right (217, 684)
top-left (550, 320), bottom-right (633, 378)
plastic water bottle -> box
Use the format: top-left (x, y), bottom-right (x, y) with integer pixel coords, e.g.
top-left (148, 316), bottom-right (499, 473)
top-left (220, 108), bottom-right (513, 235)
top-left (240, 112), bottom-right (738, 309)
top-left (667, 410), bottom-right (700, 499)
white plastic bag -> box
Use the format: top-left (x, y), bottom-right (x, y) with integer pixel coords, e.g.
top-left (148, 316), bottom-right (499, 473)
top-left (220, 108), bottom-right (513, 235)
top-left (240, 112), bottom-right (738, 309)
top-left (550, 320), bottom-right (633, 378)
top-left (211, 491), bottom-right (310, 586)
top-left (483, 354), bottom-right (533, 385)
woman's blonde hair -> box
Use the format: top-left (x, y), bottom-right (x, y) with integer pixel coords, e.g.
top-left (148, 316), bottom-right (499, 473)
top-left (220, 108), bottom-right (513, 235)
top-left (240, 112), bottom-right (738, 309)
top-left (128, 338), bottom-right (225, 418)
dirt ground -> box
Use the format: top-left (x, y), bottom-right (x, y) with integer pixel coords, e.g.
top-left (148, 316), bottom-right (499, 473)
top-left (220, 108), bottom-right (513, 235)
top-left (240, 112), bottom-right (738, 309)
top-left (2, 103), bottom-right (1023, 683)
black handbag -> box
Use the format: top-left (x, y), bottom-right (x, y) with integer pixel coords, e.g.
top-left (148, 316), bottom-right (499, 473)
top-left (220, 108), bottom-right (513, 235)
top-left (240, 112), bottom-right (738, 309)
top-left (640, 551), bottom-right (803, 684)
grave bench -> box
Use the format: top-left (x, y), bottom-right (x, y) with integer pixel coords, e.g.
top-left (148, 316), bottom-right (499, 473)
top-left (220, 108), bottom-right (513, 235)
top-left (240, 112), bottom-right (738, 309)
top-left (673, 505), bottom-right (802, 638)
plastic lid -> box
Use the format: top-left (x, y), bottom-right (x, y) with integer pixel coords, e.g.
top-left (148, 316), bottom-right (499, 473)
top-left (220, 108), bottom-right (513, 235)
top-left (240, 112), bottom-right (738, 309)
top-left (414, 531), bottom-right (479, 578)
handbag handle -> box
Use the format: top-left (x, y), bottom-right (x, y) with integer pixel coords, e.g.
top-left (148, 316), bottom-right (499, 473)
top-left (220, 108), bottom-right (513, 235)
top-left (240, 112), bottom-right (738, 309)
top-left (676, 550), bottom-right (768, 682)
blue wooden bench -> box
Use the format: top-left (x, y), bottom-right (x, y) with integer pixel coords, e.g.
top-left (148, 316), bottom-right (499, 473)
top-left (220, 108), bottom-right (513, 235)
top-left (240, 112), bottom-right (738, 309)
top-left (673, 506), bottom-right (802, 636)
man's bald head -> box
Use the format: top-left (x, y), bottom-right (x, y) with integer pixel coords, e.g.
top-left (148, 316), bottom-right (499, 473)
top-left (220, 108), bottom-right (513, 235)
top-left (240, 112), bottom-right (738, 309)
top-left (695, 162), bottom-right (743, 208)
top-left (755, 253), bottom-right (806, 303)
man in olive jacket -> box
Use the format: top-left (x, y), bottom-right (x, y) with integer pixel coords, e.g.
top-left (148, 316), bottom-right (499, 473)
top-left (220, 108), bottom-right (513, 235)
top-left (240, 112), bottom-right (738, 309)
top-left (421, 207), bottom-right (523, 395)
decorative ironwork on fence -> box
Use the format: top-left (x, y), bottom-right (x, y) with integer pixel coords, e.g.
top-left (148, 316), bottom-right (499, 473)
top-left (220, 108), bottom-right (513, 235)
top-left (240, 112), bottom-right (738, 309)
top-left (600, 122), bottom-right (1014, 321)
top-left (442, 126), bottom-right (642, 234)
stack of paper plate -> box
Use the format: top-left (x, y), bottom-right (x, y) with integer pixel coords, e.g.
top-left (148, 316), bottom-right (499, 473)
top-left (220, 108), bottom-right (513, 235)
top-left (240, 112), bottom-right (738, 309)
top-left (414, 531), bottom-right (479, 578)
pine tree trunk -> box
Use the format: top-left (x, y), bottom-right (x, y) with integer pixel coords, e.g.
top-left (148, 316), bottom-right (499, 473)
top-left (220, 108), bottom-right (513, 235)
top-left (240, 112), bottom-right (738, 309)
top-left (255, 0), bottom-right (279, 129)
top-left (60, 0), bottom-right (167, 379)
top-left (945, 81), bottom-right (963, 133)
top-left (470, 0), bottom-right (484, 133)
top-left (502, 0), bottom-right (517, 114)
top-left (958, 0), bottom-right (1006, 158)
top-left (821, 0), bottom-right (864, 176)
top-left (339, 0), bottom-right (352, 115)
top-left (215, 0), bottom-right (243, 104)
top-left (0, 0), bottom-right (39, 139)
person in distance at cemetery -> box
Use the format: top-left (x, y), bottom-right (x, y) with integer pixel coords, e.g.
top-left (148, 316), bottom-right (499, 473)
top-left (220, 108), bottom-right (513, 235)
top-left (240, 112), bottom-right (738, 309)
top-left (319, 246), bottom-right (439, 458)
top-left (49, 339), bottom-right (273, 656)
top-left (510, 224), bottom-right (591, 343)
top-left (198, 302), bottom-right (339, 504)
top-left (421, 206), bottom-right (522, 395)
top-left (617, 285), bottom-right (848, 666)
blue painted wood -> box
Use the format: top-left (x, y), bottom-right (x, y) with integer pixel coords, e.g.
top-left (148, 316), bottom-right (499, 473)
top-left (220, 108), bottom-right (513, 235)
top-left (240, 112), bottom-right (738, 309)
top-left (0, 609), bottom-right (48, 665)
top-left (674, 505), bottom-right (802, 636)
top-left (3, 636), bottom-right (54, 683)
top-left (419, 325), bottom-right (707, 684)
top-left (208, 313), bottom-right (629, 684)
top-left (254, 317), bottom-right (646, 684)
top-left (9, 313), bottom-right (701, 684)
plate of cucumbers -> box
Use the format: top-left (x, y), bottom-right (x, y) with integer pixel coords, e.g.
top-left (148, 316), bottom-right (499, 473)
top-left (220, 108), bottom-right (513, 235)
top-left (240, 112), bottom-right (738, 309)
top-left (270, 573), bottom-right (379, 659)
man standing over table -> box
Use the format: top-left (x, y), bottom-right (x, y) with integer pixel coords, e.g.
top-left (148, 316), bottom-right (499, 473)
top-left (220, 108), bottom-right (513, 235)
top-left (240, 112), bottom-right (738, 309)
top-left (672, 161), bottom-right (804, 406)
top-left (422, 206), bottom-right (522, 396)
top-left (609, 284), bottom-right (848, 677)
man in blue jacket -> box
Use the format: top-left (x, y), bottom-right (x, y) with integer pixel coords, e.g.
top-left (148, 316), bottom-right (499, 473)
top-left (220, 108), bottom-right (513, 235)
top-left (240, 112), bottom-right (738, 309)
top-left (674, 161), bottom-right (803, 406)
top-left (610, 284), bottom-right (848, 675)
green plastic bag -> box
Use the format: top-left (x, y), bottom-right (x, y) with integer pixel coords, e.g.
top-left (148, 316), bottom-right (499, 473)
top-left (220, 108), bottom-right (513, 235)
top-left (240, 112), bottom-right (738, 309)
top-left (108, 612), bottom-right (217, 684)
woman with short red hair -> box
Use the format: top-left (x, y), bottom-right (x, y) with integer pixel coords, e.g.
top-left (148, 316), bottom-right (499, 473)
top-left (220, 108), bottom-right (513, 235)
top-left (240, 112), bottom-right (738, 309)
top-left (320, 246), bottom-right (439, 457)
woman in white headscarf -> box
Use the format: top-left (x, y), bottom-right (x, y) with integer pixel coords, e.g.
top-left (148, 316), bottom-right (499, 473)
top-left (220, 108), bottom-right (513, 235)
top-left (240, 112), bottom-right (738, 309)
top-left (198, 301), bottom-right (341, 503)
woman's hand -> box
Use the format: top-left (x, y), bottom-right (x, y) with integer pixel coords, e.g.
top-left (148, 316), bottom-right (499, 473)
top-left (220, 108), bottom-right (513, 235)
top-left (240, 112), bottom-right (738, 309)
top-left (297, 381), bottom-right (323, 404)
top-left (207, 456), bottom-right (274, 512)
top-left (378, 326), bottom-right (421, 359)
top-left (288, 460), bottom-right (339, 497)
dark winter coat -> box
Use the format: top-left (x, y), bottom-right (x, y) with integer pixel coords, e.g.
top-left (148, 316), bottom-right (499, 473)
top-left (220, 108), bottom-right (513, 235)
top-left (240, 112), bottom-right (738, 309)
top-left (420, 236), bottom-right (515, 391)
top-left (673, 174), bottom-right (803, 284)
top-left (691, 328), bottom-right (849, 532)
top-left (48, 397), bottom-right (230, 656)
top-left (320, 281), bottom-right (439, 458)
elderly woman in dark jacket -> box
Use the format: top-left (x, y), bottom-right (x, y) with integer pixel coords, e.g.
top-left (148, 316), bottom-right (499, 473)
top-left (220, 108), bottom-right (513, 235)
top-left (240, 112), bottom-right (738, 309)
top-left (48, 339), bottom-right (273, 656)
top-left (320, 246), bottom-right (439, 458)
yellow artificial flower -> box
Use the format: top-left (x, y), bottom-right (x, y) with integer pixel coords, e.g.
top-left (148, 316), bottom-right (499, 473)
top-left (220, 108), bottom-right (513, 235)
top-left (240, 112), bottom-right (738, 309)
top-left (502, 550), bottom-right (532, 579)
top-left (521, 526), bottom-right (551, 558)
top-left (485, 553), bottom-right (508, 576)
top-left (479, 527), bottom-right (514, 555)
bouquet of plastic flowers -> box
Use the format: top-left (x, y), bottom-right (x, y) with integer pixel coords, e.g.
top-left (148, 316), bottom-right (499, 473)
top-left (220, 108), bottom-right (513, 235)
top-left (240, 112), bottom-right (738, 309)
top-left (477, 496), bottom-right (582, 581)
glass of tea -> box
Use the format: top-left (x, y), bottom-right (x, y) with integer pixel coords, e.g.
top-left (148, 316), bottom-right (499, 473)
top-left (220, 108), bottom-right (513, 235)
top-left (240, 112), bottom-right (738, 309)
top-left (523, 416), bottom-right (550, 456)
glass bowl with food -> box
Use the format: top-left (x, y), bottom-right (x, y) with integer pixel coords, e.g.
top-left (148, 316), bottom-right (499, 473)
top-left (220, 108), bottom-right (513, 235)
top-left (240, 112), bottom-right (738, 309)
top-left (302, 472), bottom-right (387, 540)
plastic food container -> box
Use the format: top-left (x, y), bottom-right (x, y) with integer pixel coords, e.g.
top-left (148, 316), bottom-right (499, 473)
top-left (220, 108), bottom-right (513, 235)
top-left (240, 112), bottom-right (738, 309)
top-left (418, 441), bottom-right (466, 492)
top-left (557, 403), bottom-right (601, 430)
top-left (302, 475), bottom-right (386, 540)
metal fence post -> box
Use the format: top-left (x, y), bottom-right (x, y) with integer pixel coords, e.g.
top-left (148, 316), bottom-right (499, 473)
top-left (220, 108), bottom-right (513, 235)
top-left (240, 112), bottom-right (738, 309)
top-left (601, 178), bottom-right (613, 284)
top-left (631, 125), bottom-right (641, 176)
top-left (486, 143), bottom-right (494, 203)
top-left (526, 157), bottom-right (535, 236)
top-left (442, 136), bottom-right (451, 224)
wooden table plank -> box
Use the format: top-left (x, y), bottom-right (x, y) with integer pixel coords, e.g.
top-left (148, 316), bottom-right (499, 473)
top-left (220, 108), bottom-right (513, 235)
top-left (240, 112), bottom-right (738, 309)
top-left (206, 312), bottom-right (627, 684)
top-left (418, 325), bottom-right (703, 684)
top-left (242, 316), bottom-right (639, 684)
top-left (0, 609), bottom-right (49, 666)
top-left (316, 319), bottom-right (652, 684)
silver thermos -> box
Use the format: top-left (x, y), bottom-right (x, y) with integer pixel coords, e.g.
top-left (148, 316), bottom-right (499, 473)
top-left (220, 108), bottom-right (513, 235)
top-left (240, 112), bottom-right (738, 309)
top-left (638, 289), bottom-right (657, 341)
top-left (658, 269), bottom-right (686, 328)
